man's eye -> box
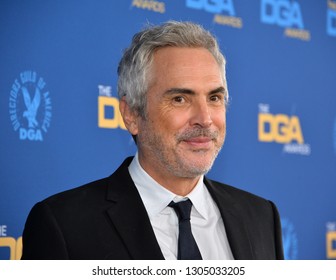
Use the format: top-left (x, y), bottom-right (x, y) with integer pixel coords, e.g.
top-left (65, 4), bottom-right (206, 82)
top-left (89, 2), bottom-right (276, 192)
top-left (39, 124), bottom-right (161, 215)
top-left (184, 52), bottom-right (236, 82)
top-left (210, 95), bottom-right (221, 102)
top-left (173, 96), bottom-right (185, 103)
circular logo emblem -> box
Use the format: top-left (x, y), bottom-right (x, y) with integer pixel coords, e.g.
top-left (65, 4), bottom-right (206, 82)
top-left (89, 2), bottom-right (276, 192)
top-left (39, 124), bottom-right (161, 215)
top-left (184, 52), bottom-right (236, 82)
top-left (281, 218), bottom-right (298, 259)
top-left (9, 71), bottom-right (52, 141)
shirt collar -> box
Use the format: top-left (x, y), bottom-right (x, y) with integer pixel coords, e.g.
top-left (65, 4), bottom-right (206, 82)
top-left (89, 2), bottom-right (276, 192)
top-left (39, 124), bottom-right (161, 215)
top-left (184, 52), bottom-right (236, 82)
top-left (128, 153), bottom-right (175, 219)
top-left (128, 153), bottom-right (208, 220)
top-left (185, 177), bottom-right (208, 220)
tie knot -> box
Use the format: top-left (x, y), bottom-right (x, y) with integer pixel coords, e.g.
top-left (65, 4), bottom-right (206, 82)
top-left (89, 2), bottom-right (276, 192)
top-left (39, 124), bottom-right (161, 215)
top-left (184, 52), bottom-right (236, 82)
top-left (169, 199), bottom-right (192, 222)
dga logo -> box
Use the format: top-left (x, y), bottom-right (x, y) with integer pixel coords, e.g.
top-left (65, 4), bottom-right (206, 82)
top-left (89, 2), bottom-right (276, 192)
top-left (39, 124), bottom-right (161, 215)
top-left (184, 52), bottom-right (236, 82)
top-left (258, 104), bottom-right (311, 155)
top-left (260, 0), bottom-right (311, 41)
top-left (186, 0), bottom-right (243, 28)
top-left (131, 0), bottom-right (166, 14)
top-left (326, 222), bottom-right (336, 259)
top-left (327, 0), bottom-right (336, 36)
top-left (281, 218), bottom-right (298, 260)
top-left (98, 85), bottom-right (126, 130)
top-left (9, 71), bottom-right (52, 141)
top-left (0, 225), bottom-right (22, 260)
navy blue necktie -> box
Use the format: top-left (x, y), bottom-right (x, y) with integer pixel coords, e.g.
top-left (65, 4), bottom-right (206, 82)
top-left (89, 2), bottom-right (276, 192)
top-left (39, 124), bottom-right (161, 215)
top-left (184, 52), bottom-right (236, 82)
top-left (169, 199), bottom-right (202, 260)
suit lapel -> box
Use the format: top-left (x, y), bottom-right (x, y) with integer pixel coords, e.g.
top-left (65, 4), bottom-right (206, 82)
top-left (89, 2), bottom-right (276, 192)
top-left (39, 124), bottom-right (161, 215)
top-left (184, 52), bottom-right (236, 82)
top-left (105, 158), bottom-right (164, 260)
top-left (205, 178), bottom-right (255, 259)
top-left (103, 158), bottom-right (255, 259)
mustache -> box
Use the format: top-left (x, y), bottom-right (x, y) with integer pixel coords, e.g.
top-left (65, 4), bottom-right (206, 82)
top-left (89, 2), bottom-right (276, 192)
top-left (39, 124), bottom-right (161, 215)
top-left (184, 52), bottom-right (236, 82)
top-left (176, 128), bottom-right (219, 142)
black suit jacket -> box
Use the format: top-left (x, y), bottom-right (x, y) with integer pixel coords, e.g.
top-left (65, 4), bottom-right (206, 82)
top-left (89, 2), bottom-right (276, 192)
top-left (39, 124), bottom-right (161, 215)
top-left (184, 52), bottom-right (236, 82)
top-left (21, 157), bottom-right (284, 260)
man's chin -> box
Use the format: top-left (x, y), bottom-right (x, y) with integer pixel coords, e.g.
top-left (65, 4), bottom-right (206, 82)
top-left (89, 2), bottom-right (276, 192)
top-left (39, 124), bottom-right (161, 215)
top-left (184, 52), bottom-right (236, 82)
top-left (186, 150), bottom-right (216, 162)
top-left (179, 158), bottom-right (215, 176)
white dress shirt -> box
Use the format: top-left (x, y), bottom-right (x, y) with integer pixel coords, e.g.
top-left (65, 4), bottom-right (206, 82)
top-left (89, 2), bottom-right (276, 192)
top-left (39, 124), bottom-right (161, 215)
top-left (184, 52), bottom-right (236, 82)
top-left (128, 153), bottom-right (234, 260)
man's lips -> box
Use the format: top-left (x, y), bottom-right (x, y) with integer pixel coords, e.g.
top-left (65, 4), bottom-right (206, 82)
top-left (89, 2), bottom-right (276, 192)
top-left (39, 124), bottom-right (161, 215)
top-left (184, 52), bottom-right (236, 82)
top-left (177, 128), bottom-right (219, 147)
top-left (183, 136), bottom-right (213, 147)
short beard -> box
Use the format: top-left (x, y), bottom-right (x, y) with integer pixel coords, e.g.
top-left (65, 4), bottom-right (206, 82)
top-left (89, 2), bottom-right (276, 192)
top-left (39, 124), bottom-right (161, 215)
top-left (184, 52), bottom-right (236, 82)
top-left (140, 125), bottom-right (224, 179)
top-left (165, 147), bottom-right (222, 178)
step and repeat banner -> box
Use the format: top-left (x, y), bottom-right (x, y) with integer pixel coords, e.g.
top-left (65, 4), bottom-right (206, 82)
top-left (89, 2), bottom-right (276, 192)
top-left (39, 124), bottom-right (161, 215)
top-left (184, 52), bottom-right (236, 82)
top-left (1, 0), bottom-right (336, 260)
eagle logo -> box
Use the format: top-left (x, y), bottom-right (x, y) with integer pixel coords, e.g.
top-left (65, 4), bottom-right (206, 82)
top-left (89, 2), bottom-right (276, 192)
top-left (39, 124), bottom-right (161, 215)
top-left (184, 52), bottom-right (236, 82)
top-left (22, 86), bottom-right (41, 128)
top-left (9, 71), bottom-right (52, 141)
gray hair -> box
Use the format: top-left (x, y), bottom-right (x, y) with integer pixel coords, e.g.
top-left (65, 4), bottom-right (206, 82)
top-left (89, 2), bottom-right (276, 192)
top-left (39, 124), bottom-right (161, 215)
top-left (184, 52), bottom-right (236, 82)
top-left (117, 21), bottom-right (228, 118)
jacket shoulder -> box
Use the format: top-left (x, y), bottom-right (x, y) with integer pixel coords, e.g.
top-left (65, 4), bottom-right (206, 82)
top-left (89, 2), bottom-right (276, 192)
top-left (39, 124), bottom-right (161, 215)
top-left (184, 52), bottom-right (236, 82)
top-left (205, 178), bottom-right (284, 260)
top-left (206, 178), bottom-right (271, 205)
top-left (40, 177), bottom-right (110, 207)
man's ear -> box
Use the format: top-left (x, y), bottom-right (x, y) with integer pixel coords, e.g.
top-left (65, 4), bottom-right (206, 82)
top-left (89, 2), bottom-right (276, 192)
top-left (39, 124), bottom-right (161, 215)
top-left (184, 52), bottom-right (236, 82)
top-left (119, 96), bottom-right (139, 136)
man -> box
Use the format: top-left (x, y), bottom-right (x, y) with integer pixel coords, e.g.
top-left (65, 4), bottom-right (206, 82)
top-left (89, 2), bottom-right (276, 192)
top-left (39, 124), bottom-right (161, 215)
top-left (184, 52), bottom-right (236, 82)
top-left (21, 21), bottom-right (284, 260)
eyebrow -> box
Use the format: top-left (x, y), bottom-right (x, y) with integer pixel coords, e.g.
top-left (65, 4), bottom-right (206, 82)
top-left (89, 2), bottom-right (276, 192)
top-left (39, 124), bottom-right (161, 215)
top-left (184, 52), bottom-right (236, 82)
top-left (164, 88), bottom-right (195, 95)
top-left (164, 86), bottom-right (226, 95)
top-left (209, 86), bottom-right (226, 95)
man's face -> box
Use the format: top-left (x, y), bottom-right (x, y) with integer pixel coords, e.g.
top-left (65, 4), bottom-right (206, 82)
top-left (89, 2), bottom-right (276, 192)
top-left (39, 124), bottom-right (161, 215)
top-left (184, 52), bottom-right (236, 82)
top-left (135, 47), bottom-right (226, 181)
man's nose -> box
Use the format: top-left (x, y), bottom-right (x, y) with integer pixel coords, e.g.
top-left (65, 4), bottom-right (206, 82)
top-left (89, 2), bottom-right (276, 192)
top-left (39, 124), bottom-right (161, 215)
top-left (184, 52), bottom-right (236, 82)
top-left (189, 99), bottom-right (213, 128)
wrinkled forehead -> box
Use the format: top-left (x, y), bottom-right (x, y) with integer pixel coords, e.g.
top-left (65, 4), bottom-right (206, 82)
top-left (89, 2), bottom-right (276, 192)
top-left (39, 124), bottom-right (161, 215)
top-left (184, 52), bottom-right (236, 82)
top-left (147, 46), bottom-right (226, 86)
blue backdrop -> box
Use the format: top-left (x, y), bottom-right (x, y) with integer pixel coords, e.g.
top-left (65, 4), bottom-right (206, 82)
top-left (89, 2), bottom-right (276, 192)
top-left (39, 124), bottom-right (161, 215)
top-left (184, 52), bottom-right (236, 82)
top-left (1, 0), bottom-right (336, 260)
